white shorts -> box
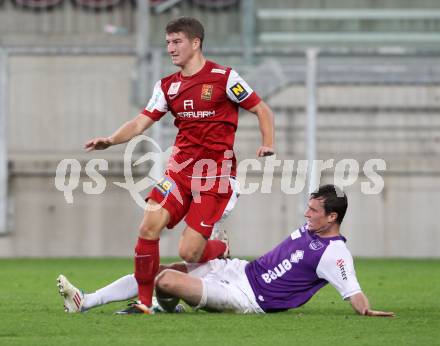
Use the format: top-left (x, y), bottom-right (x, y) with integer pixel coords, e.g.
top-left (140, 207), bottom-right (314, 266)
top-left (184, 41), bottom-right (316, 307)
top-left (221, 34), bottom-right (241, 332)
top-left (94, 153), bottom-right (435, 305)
top-left (187, 258), bottom-right (264, 314)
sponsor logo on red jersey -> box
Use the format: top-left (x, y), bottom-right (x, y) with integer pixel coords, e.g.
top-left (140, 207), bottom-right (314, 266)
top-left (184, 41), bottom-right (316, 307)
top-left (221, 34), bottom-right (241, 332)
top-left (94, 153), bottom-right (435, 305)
top-left (177, 110), bottom-right (216, 119)
top-left (230, 82), bottom-right (248, 101)
top-left (155, 177), bottom-right (174, 196)
top-left (211, 68), bottom-right (226, 74)
top-left (167, 82), bottom-right (181, 95)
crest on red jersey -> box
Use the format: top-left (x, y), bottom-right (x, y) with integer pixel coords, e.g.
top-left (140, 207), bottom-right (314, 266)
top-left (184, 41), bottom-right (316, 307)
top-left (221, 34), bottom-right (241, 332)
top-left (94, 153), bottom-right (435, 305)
top-left (201, 84), bottom-right (213, 101)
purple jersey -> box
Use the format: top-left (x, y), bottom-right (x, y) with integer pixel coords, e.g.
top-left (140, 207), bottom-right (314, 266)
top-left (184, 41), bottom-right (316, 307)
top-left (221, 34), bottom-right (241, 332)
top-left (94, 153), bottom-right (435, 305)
top-left (245, 224), bottom-right (361, 312)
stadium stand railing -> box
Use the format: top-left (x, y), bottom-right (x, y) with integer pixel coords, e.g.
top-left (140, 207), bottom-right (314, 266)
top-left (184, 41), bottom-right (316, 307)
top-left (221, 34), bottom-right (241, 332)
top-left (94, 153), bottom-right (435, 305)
top-left (257, 8), bottom-right (440, 48)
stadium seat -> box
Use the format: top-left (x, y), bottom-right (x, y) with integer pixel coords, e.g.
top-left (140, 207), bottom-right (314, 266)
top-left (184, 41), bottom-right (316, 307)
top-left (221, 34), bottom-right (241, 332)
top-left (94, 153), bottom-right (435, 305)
top-left (72, 0), bottom-right (124, 10)
top-left (192, 0), bottom-right (238, 9)
top-left (12, 0), bottom-right (63, 9)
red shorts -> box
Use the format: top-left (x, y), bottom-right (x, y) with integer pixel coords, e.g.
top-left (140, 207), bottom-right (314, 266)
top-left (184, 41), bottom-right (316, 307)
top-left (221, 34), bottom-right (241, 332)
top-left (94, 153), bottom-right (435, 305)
top-left (147, 171), bottom-right (239, 238)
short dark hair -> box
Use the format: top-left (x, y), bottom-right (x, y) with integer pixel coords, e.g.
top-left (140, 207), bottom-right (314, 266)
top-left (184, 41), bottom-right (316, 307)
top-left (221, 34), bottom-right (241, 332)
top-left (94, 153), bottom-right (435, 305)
top-left (310, 184), bottom-right (348, 225)
top-left (166, 17), bottom-right (205, 49)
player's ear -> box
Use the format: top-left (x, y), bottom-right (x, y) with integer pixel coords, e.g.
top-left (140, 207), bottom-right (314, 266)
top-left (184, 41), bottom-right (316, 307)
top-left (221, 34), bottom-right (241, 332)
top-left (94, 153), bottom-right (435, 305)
top-left (328, 212), bottom-right (338, 223)
top-left (192, 37), bottom-right (201, 50)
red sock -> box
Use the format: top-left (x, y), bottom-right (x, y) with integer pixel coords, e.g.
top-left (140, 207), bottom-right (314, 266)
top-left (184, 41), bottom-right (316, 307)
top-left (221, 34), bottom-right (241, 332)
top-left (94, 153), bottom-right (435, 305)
top-left (198, 240), bottom-right (227, 263)
top-left (134, 237), bottom-right (159, 306)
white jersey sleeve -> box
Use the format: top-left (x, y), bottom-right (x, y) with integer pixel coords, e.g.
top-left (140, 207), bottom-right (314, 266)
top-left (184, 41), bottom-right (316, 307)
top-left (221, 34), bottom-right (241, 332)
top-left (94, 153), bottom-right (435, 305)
top-left (316, 240), bottom-right (362, 300)
top-left (226, 70), bottom-right (256, 104)
top-left (145, 80), bottom-right (168, 113)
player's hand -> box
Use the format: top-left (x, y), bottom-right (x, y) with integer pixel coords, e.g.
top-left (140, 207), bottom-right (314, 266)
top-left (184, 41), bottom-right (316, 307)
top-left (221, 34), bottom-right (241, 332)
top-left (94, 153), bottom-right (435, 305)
top-left (257, 146), bottom-right (275, 157)
top-left (84, 137), bottom-right (114, 152)
top-left (364, 309), bottom-right (395, 317)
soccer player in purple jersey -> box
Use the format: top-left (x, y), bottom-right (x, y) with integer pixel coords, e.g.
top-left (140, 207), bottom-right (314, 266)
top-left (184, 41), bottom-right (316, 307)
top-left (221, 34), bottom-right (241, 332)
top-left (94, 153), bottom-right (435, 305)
top-left (58, 185), bottom-right (394, 317)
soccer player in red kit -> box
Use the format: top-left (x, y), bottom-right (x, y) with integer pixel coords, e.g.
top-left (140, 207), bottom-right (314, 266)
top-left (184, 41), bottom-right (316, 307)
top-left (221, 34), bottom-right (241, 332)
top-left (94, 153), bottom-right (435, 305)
top-left (85, 17), bottom-right (275, 314)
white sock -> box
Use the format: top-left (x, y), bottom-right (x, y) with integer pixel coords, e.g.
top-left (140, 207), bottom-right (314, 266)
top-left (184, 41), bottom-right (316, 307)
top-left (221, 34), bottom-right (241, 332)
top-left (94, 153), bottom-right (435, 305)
top-left (82, 274), bottom-right (138, 310)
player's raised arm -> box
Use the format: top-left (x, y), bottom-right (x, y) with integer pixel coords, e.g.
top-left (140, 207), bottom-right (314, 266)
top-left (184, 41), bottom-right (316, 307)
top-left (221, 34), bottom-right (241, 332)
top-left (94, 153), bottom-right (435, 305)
top-left (84, 113), bottom-right (155, 152)
top-left (248, 100), bottom-right (275, 157)
top-left (349, 292), bottom-right (395, 317)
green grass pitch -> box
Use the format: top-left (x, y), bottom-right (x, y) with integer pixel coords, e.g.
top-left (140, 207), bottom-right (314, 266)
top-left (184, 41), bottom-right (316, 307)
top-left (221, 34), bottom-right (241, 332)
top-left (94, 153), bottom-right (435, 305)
top-left (0, 258), bottom-right (439, 346)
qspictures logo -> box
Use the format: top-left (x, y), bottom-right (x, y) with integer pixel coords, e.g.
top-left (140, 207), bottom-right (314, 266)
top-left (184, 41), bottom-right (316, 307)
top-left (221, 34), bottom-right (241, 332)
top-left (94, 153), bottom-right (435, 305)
top-left (54, 135), bottom-right (387, 209)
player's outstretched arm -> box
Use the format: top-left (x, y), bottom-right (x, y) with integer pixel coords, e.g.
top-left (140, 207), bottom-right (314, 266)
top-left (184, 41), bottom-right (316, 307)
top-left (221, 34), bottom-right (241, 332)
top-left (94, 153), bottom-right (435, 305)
top-left (349, 292), bottom-right (395, 317)
top-left (84, 114), bottom-right (155, 152)
top-left (248, 101), bottom-right (275, 157)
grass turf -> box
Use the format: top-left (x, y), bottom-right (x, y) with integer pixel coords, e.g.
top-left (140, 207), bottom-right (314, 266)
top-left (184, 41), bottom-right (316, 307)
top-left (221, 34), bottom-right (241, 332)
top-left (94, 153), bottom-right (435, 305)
top-left (0, 258), bottom-right (439, 346)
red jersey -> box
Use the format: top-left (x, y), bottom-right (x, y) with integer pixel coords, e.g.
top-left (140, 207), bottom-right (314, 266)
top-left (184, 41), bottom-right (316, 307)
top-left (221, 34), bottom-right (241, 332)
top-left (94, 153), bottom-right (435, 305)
top-left (142, 60), bottom-right (261, 177)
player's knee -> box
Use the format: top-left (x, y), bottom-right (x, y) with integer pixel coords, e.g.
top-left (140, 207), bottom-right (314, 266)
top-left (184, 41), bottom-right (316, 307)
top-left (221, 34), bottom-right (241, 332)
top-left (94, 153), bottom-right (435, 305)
top-left (138, 203), bottom-right (169, 239)
top-left (138, 219), bottom-right (164, 239)
top-left (178, 247), bottom-right (201, 263)
top-left (155, 269), bottom-right (176, 293)
top-left (138, 215), bottom-right (164, 239)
